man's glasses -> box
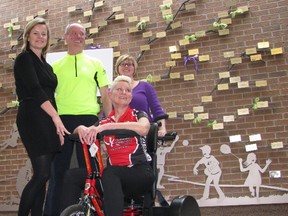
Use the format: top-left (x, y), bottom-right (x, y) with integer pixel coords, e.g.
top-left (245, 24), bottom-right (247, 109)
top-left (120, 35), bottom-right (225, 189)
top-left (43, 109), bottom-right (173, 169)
top-left (119, 62), bottom-right (134, 67)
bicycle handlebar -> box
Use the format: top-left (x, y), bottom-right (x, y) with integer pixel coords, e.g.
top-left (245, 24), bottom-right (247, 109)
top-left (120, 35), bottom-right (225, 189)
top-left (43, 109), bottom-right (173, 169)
top-left (68, 129), bottom-right (139, 142)
top-left (69, 130), bottom-right (177, 142)
top-left (68, 133), bottom-right (81, 142)
top-left (158, 132), bottom-right (177, 142)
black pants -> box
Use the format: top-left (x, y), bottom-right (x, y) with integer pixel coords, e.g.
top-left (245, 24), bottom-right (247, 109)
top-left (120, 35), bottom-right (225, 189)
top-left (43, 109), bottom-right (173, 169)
top-left (102, 164), bottom-right (154, 216)
top-left (18, 154), bottom-right (55, 216)
top-left (44, 115), bottom-right (98, 216)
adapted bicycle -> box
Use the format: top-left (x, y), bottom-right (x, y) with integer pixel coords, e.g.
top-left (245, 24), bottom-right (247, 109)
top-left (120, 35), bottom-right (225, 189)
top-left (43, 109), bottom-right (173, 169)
top-left (60, 125), bottom-right (200, 216)
top-left (60, 131), bottom-right (104, 216)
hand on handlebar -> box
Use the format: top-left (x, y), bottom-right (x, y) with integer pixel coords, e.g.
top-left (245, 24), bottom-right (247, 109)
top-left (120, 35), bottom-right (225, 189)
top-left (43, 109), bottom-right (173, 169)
top-left (75, 125), bottom-right (100, 145)
top-left (158, 128), bottom-right (167, 137)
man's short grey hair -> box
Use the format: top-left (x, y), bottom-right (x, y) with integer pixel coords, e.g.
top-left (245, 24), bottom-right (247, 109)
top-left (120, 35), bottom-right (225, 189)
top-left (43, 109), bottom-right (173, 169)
top-left (64, 22), bottom-right (85, 34)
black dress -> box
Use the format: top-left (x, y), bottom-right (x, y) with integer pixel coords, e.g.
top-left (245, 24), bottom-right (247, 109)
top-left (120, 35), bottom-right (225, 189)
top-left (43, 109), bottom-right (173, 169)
top-left (14, 49), bottom-right (61, 159)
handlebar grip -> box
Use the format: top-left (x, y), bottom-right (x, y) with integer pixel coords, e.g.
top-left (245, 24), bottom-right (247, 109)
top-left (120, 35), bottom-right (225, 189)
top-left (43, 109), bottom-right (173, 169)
top-left (158, 132), bottom-right (177, 141)
top-left (69, 133), bottom-right (80, 142)
top-left (153, 114), bottom-right (169, 123)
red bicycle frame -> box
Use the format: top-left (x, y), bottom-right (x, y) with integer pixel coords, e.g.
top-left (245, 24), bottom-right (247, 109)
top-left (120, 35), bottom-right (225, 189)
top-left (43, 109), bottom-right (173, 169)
top-left (82, 139), bottom-right (104, 216)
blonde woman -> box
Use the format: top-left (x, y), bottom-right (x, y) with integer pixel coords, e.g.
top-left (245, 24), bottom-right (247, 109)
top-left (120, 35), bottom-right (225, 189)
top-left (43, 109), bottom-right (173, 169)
top-left (13, 17), bottom-right (69, 216)
top-left (73, 75), bottom-right (154, 216)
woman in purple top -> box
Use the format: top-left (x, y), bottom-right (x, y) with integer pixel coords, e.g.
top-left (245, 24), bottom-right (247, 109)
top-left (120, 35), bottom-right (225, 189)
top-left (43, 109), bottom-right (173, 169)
top-left (115, 54), bottom-right (168, 136)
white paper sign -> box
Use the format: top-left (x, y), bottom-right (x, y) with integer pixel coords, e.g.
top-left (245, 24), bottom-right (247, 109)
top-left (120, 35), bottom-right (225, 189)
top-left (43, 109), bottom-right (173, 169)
top-left (249, 134), bottom-right (262, 142)
top-left (229, 135), bottom-right (241, 143)
top-left (245, 143), bottom-right (258, 152)
top-left (89, 143), bottom-right (99, 157)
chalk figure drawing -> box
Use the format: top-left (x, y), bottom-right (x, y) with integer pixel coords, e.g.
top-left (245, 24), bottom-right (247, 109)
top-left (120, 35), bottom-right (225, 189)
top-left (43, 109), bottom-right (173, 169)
top-left (0, 124), bottom-right (32, 210)
top-left (193, 145), bottom-right (225, 201)
top-left (156, 134), bottom-right (179, 189)
top-left (164, 143), bottom-right (288, 207)
top-left (239, 152), bottom-right (272, 198)
top-left (0, 123), bottom-right (19, 150)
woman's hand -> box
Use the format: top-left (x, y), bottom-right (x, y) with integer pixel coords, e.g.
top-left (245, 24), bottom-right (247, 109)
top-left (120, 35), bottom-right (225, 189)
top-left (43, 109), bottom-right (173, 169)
top-left (157, 119), bottom-right (167, 137)
top-left (84, 126), bottom-right (98, 144)
top-left (59, 134), bottom-right (65, 145)
top-left (75, 125), bottom-right (101, 144)
top-left (75, 125), bottom-right (90, 144)
top-left (40, 101), bottom-right (70, 145)
top-left (158, 128), bottom-right (167, 137)
top-left (52, 114), bottom-right (70, 145)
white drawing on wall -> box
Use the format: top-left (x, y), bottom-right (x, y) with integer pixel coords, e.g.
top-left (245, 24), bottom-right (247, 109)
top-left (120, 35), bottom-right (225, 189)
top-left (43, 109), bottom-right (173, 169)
top-left (239, 153), bottom-right (272, 198)
top-left (0, 159), bottom-right (32, 211)
top-left (162, 140), bottom-right (288, 207)
top-left (16, 159), bottom-right (33, 196)
top-left (193, 145), bottom-right (225, 201)
top-left (0, 123), bottom-right (19, 150)
top-left (220, 144), bottom-right (239, 159)
top-left (156, 134), bottom-right (179, 189)
top-left (221, 144), bottom-right (272, 198)
top-left (0, 123), bottom-right (32, 210)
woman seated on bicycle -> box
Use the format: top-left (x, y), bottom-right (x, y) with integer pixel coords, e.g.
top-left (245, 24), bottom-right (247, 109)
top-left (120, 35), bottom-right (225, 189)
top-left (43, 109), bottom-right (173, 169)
top-left (74, 75), bottom-right (155, 216)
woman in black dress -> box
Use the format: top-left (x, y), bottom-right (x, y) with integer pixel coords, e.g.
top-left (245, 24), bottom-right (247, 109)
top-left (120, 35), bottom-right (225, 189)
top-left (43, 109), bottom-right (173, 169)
top-left (13, 17), bottom-right (70, 216)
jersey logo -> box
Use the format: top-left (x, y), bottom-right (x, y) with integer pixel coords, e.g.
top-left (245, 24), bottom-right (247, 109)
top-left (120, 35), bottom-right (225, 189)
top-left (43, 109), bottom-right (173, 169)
top-left (104, 137), bottom-right (115, 147)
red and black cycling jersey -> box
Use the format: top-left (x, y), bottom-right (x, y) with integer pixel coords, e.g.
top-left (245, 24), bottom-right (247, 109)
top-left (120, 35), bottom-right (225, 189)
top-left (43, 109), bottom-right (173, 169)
top-left (100, 107), bottom-right (152, 166)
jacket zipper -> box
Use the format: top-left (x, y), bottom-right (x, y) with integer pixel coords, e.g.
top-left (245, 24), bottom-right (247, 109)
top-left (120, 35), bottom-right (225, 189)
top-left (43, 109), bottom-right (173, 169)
top-left (75, 55), bottom-right (78, 77)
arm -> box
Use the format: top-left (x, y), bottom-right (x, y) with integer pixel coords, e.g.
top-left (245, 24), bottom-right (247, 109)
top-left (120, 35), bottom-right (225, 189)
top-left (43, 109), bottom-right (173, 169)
top-left (14, 53), bottom-right (48, 105)
top-left (41, 101), bottom-right (70, 144)
top-left (77, 116), bottom-right (150, 144)
top-left (193, 158), bottom-right (203, 175)
top-left (145, 83), bottom-right (168, 135)
top-left (95, 59), bottom-right (111, 117)
top-left (239, 158), bottom-right (248, 172)
top-left (73, 125), bottom-right (90, 144)
top-left (99, 117), bottom-right (150, 135)
top-left (208, 156), bottom-right (220, 172)
top-left (259, 159), bottom-right (272, 173)
top-left (166, 133), bottom-right (179, 152)
top-left (99, 86), bottom-right (112, 117)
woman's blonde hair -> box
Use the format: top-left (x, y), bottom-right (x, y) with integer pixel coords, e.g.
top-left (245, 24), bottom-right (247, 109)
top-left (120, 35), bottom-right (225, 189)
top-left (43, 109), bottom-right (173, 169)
top-left (21, 17), bottom-right (50, 55)
top-left (115, 54), bottom-right (138, 76)
top-left (110, 75), bottom-right (132, 91)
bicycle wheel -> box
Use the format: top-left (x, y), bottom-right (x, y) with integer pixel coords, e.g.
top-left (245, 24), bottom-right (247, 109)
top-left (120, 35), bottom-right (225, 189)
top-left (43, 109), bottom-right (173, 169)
top-left (169, 195), bottom-right (201, 216)
top-left (60, 204), bottom-right (98, 216)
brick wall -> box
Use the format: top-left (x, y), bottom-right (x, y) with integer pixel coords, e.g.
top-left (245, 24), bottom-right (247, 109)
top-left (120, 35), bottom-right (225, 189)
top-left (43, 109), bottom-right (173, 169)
top-left (0, 0), bottom-right (287, 215)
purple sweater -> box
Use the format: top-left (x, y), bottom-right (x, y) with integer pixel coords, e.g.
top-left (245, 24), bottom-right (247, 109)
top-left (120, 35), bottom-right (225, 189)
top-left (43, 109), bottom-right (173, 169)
top-left (130, 81), bottom-right (167, 122)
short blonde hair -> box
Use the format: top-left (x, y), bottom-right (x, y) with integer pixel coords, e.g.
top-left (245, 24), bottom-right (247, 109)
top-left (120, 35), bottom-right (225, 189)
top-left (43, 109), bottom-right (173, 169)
top-left (115, 54), bottom-right (138, 76)
top-left (110, 75), bottom-right (132, 91)
top-left (22, 17), bottom-right (50, 55)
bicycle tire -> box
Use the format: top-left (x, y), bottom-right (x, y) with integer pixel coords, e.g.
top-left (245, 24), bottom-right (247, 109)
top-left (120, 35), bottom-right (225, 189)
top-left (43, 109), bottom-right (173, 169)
top-left (169, 195), bottom-right (201, 216)
top-left (60, 204), bottom-right (98, 216)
